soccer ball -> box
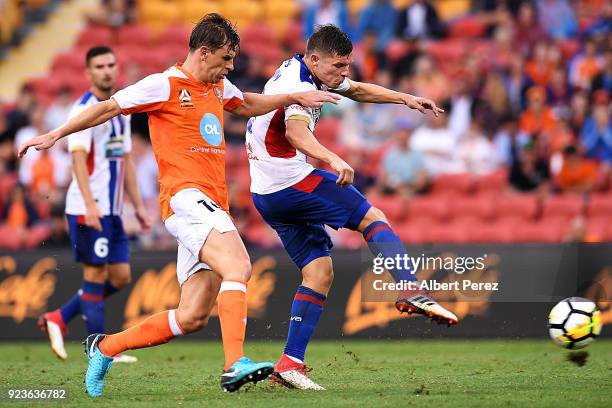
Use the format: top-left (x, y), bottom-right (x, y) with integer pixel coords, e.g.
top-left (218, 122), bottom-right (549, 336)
top-left (548, 297), bottom-right (603, 349)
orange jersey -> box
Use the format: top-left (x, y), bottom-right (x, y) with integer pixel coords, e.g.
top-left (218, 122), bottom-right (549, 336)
top-left (112, 64), bottom-right (244, 220)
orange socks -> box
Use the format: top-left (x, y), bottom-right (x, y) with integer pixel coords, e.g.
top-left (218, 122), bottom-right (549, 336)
top-left (99, 309), bottom-right (184, 357)
top-left (217, 281), bottom-right (247, 370)
top-left (97, 282), bottom-right (247, 371)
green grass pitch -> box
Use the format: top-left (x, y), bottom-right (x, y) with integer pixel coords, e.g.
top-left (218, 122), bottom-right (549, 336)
top-left (1, 340), bottom-right (611, 407)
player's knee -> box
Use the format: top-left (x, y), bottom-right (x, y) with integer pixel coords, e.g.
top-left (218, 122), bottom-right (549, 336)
top-left (303, 267), bottom-right (334, 291)
top-left (360, 207), bottom-right (389, 231)
top-left (110, 273), bottom-right (131, 288)
top-left (178, 308), bottom-right (211, 334)
top-left (229, 258), bottom-right (252, 282)
top-left (369, 207), bottom-right (389, 223)
top-left (83, 264), bottom-right (107, 282)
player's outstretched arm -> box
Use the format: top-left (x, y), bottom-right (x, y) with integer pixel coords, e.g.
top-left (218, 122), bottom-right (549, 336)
top-left (285, 119), bottom-right (354, 186)
top-left (17, 99), bottom-right (121, 158)
top-left (230, 91), bottom-right (340, 118)
top-left (336, 79), bottom-right (444, 116)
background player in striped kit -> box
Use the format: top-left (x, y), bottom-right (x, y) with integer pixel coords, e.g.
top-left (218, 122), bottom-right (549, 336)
top-left (38, 46), bottom-right (151, 363)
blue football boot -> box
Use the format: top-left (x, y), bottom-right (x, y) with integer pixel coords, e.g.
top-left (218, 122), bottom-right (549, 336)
top-left (83, 334), bottom-right (113, 397)
top-left (220, 357), bottom-right (274, 392)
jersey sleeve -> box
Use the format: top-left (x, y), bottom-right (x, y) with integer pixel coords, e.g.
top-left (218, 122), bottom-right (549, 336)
top-left (122, 114), bottom-right (132, 154)
top-left (112, 73), bottom-right (170, 115)
top-left (67, 104), bottom-right (94, 153)
top-left (222, 78), bottom-right (244, 111)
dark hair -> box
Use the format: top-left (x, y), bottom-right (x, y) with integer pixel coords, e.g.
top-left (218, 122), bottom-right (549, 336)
top-left (306, 24), bottom-right (353, 57)
top-left (189, 13), bottom-right (240, 53)
top-left (85, 46), bottom-right (114, 66)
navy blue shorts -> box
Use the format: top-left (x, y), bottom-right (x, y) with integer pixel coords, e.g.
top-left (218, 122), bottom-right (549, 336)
top-left (66, 214), bottom-right (129, 265)
top-left (252, 169), bottom-right (371, 269)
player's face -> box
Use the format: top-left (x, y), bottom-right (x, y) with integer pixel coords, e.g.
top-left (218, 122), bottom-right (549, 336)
top-left (311, 52), bottom-right (352, 89)
top-left (86, 53), bottom-right (118, 93)
top-left (202, 44), bottom-right (236, 83)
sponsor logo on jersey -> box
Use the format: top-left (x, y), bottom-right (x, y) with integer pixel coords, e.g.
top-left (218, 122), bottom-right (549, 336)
top-left (246, 142), bottom-right (259, 160)
top-left (199, 113), bottom-right (223, 146)
top-left (178, 89), bottom-right (193, 108)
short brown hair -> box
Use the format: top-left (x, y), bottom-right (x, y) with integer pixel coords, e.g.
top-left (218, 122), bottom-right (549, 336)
top-left (189, 13), bottom-right (240, 53)
top-left (306, 24), bottom-right (352, 57)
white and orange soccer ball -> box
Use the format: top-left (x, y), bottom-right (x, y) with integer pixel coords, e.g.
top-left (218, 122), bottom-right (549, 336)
top-left (548, 297), bottom-right (603, 349)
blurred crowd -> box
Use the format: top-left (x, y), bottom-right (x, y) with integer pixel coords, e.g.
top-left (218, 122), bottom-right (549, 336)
top-left (0, 0), bottom-right (611, 249)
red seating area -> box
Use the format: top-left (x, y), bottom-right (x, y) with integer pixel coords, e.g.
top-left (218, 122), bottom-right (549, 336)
top-left (368, 180), bottom-right (612, 244)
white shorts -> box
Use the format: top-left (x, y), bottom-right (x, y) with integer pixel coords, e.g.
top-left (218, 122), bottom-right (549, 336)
top-left (164, 188), bottom-right (236, 286)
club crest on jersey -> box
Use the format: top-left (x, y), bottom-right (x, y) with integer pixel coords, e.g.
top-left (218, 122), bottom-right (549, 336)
top-left (213, 86), bottom-right (223, 104)
top-left (179, 89), bottom-right (193, 108)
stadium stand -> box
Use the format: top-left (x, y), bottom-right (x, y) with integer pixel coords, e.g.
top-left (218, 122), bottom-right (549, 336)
top-left (1, 0), bottom-right (611, 249)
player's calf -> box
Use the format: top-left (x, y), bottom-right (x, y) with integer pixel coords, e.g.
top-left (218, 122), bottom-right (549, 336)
top-left (176, 307), bottom-right (211, 334)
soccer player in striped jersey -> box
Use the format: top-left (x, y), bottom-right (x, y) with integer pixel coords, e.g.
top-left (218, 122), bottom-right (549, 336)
top-left (39, 46), bottom-right (150, 364)
top-left (19, 14), bottom-right (339, 397)
top-left (246, 25), bottom-right (458, 390)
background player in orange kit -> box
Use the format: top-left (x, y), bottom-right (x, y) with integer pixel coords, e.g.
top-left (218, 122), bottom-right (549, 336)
top-left (18, 13), bottom-right (339, 397)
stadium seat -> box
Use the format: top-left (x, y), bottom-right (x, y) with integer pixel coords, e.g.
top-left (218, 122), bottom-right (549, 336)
top-left (585, 216), bottom-right (612, 241)
top-left (434, 0), bottom-right (471, 21)
top-left (394, 221), bottom-right (428, 244)
top-left (0, 173), bottom-right (18, 207)
top-left (422, 221), bottom-right (469, 243)
top-left (426, 39), bottom-right (466, 62)
top-left (180, 0), bottom-right (223, 25)
top-left (241, 23), bottom-right (276, 46)
top-left (385, 39), bottom-right (410, 63)
top-left (63, 76), bottom-right (90, 97)
top-left (587, 193), bottom-right (612, 218)
top-left (497, 194), bottom-right (539, 220)
top-left (139, 0), bottom-right (182, 29)
top-left (158, 25), bottom-right (191, 48)
top-left (263, 0), bottom-right (300, 20)
top-left (430, 173), bottom-right (474, 196)
top-left (474, 170), bottom-right (508, 194)
top-left (222, 0), bottom-right (263, 23)
top-left (23, 225), bottom-right (52, 249)
top-left (542, 194), bottom-right (584, 220)
top-left (465, 221), bottom-right (515, 243)
top-left (117, 25), bottom-right (154, 47)
top-left (282, 20), bottom-right (304, 50)
top-left (313, 118), bottom-right (340, 146)
top-left (448, 16), bottom-right (487, 38)
top-left (448, 195), bottom-right (496, 221)
top-left (367, 194), bottom-right (407, 224)
top-left (513, 220), bottom-right (565, 243)
top-left (407, 196), bottom-right (450, 222)
top-left (75, 26), bottom-right (113, 48)
top-left (51, 51), bottom-right (85, 74)
top-left (0, 225), bottom-right (20, 250)
top-left (27, 76), bottom-right (59, 99)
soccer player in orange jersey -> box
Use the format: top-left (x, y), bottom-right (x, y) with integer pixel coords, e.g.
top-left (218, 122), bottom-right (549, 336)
top-left (18, 14), bottom-right (339, 397)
